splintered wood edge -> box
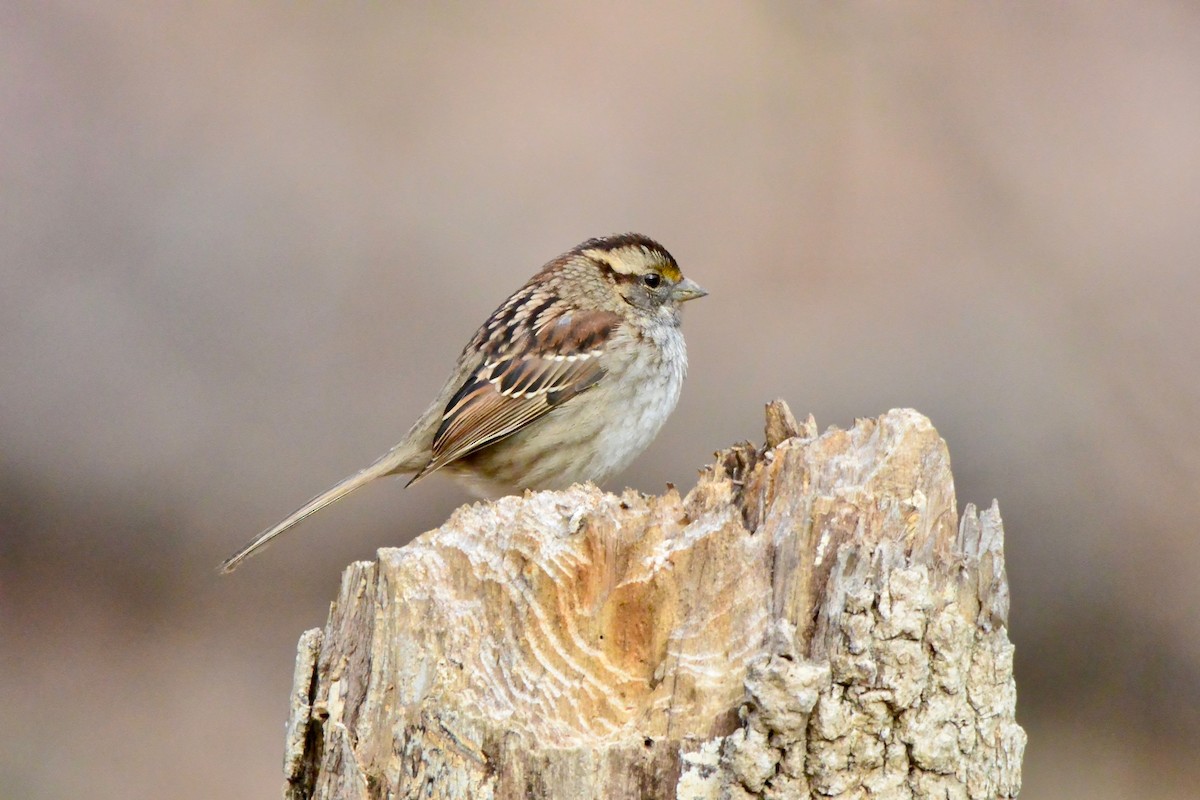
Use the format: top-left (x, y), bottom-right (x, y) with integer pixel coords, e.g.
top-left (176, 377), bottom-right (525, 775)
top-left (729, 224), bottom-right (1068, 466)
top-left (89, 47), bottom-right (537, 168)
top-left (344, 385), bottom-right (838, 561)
top-left (284, 628), bottom-right (323, 787)
top-left (957, 499), bottom-right (1011, 631)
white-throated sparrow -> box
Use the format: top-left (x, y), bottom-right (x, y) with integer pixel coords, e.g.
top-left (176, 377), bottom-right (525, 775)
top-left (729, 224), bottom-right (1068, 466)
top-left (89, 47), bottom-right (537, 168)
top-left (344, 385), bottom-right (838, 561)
top-left (220, 233), bottom-right (705, 572)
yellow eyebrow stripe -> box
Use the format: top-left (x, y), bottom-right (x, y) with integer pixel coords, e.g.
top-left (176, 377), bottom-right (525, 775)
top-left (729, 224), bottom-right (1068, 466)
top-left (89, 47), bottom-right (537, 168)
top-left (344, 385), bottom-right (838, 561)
top-left (659, 264), bottom-right (683, 282)
top-left (582, 248), bottom-right (682, 282)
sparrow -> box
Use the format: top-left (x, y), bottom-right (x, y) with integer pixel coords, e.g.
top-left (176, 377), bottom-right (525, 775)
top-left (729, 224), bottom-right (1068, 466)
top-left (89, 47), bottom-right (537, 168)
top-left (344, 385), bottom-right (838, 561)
top-left (220, 233), bottom-right (705, 572)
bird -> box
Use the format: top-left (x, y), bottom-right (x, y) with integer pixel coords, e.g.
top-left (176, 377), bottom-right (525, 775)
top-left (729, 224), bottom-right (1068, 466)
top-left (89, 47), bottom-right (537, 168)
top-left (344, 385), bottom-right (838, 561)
top-left (219, 233), bottom-right (706, 573)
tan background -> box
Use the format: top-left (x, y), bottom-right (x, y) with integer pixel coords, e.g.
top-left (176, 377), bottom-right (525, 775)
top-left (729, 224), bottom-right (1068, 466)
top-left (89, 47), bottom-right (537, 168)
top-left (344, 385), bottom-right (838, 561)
top-left (3, 3), bottom-right (1198, 798)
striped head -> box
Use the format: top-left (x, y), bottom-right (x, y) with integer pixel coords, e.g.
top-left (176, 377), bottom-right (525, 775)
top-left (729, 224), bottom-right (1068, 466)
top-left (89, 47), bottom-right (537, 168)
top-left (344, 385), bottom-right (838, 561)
top-left (571, 233), bottom-right (706, 317)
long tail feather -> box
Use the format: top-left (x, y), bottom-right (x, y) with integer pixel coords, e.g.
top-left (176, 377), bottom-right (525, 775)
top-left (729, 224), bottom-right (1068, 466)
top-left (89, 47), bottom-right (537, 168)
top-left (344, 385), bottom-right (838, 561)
top-left (219, 450), bottom-right (413, 573)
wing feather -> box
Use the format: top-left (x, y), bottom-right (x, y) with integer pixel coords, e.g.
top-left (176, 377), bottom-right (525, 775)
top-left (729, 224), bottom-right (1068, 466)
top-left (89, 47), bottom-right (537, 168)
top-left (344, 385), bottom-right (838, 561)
top-left (411, 307), bottom-right (619, 481)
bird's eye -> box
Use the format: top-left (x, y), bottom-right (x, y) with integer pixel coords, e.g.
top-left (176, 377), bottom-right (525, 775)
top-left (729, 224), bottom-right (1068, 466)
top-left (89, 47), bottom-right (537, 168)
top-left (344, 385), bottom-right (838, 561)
top-left (642, 273), bottom-right (662, 289)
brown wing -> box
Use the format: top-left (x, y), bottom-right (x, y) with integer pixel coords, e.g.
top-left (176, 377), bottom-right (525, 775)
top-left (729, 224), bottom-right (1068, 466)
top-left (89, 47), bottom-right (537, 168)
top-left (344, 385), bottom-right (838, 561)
top-left (410, 307), bottom-right (619, 481)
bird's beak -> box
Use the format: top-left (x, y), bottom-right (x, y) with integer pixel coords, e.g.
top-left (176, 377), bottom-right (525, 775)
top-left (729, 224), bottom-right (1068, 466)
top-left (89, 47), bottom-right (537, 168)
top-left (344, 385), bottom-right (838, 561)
top-left (672, 277), bottom-right (708, 303)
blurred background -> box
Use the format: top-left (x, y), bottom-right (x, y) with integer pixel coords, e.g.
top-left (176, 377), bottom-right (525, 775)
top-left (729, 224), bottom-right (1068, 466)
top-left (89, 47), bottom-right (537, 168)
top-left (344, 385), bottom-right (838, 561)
top-left (2, 2), bottom-right (1198, 797)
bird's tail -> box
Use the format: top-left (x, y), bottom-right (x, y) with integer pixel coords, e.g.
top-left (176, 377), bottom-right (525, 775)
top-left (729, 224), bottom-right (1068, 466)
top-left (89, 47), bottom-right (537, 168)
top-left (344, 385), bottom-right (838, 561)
top-left (219, 447), bottom-right (420, 573)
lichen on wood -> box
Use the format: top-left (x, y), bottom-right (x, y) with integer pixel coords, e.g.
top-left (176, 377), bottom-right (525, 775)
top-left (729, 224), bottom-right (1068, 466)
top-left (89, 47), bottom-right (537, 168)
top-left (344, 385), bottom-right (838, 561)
top-left (283, 403), bottom-right (1025, 799)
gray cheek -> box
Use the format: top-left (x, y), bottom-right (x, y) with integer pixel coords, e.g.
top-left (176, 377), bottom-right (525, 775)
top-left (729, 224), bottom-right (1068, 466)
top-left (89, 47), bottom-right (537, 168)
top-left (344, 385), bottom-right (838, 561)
top-left (628, 288), bottom-right (654, 311)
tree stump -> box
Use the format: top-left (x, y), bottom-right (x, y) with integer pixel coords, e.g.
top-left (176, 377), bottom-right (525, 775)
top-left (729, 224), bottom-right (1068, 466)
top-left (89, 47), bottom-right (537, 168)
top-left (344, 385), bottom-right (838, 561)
top-left (283, 403), bottom-right (1026, 799)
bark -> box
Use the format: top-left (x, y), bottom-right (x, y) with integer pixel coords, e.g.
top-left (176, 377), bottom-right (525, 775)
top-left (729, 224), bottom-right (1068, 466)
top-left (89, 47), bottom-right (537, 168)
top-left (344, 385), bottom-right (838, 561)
top-left (283, 403), bottom-right (1026, 799)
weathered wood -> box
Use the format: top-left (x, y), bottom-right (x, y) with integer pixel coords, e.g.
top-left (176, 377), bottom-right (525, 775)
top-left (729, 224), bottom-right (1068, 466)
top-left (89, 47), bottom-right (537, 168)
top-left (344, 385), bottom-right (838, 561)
top-left (283, 403), bottom-right (1025, 799)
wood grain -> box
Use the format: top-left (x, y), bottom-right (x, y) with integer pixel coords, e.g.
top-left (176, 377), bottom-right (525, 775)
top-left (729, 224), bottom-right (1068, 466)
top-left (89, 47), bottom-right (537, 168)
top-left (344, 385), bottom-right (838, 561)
top-left (284, 403), bottom-right (1025, 799)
